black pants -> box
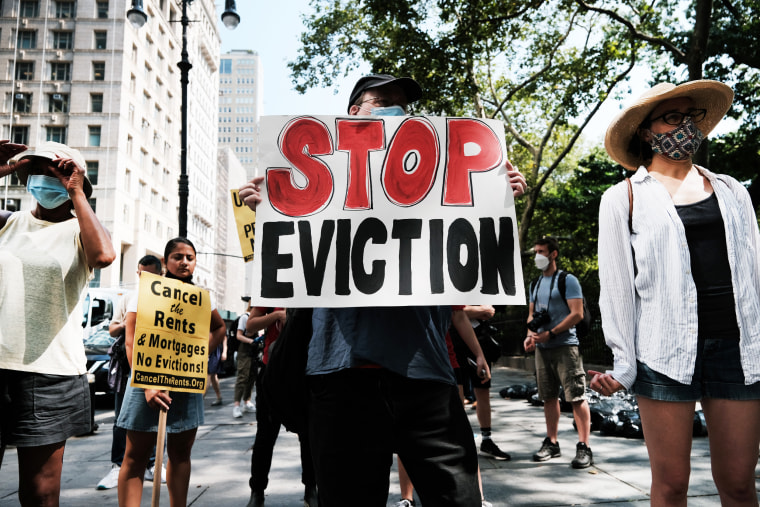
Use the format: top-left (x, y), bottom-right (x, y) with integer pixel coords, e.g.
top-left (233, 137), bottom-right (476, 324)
top-left (308, 369), bottom-right (480, 507)
top-left (249, 365), bottom-right (315, 493)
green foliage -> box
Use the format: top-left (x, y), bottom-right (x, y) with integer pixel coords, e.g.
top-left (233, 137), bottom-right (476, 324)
top-left (290, 0), bottom-right (759, 363)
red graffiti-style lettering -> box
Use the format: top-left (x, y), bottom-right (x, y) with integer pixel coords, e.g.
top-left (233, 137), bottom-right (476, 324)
top-left (337, 119), bottom-right (385, 210)
top-left (267, 117), bottom-right (335, 217)
top-left (443, 119), bottom-right (503, 206)
top-left (382, 118), bottom-right (439, 207)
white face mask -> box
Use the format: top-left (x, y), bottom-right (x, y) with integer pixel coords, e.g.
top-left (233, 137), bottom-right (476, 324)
top-left (534, 253), bottom-right (550, 271)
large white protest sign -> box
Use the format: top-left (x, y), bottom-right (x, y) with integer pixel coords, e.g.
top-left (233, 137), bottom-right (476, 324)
top-left (251, 115), bottom-right (526, 307)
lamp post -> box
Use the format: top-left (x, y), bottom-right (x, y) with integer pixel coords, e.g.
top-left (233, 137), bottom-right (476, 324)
top-left (128, 0), bottom-right (240, 238)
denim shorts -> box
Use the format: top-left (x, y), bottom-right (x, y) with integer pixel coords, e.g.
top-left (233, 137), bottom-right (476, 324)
top-left (0, 370), bottom-right (91, 447)
top-left (116, 380), bottom-right (204, 433)
top-left (632, 336), bottom-right (760, 402)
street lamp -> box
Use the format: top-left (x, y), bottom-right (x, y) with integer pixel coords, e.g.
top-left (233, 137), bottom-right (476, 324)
top-left (128, 0), bottom-right (240, 238)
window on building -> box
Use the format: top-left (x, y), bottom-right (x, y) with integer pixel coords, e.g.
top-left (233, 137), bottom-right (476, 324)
top-left (20, 1), bottom-right (39, 16)
top-left (15, 61), bottom-right (34, 80)
top-left (96, 0), bottom-right (108, 18)
top-left (48, 93), bottom-right (69, 113)
top-left (12, 93), bottom-right (32, 113)
top-left (55, 0), bottom-right (76, 18)
top-left (124, 168), bottom-right (131, 191)
top-left (53, 31), bottom-right (73, 49)
top-left (93, 62), bottom-right (105, 81)
top-left (94, 31), bottom-right (107, 49)
top-left (11, 126), bottom-right (29, 144)
top-left (17, 30), bottom-right (37, 49)
top-left (86, 161), bottom-right (99, 184)
top-left (88, 126), bottom-right (101, 147)
top-left (50, 62), bottom-right (71, 81)
top-left (126, 135), bottom-right (133, 156)
top-left (220, 59), bottom-right (232, 74)
top-left (46, 126), bottom-right (66, 144)
top-left (88, 198), bottom-right (97, 213)
top-left (91, 93), bottom-right (103, 113)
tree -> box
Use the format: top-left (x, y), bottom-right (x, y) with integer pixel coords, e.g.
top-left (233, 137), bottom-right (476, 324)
top-left (574, 0), bottom-right (760, 174)
top-left (291, 0), bottom-right (640, 248)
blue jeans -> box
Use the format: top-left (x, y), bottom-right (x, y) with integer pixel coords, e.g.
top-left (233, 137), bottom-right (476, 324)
top-left (308, 369), bottom-right (480, 507)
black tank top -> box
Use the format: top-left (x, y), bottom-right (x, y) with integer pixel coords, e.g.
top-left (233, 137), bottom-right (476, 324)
top-left (676, 193), bottom-right (738, 338)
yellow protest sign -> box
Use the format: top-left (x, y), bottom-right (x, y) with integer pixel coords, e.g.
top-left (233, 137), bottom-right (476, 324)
top-left (231, 189), bottom-right (256, 262)
top-left (130, 272), bottom-right (212, 393)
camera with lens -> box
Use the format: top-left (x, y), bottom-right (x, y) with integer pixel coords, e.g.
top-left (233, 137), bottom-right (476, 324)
top-left (527, 309), bottom-right (551, 332)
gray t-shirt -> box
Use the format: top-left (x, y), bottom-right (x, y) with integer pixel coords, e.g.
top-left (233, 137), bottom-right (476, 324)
top-left (529, 271), bottom-right (583, 349)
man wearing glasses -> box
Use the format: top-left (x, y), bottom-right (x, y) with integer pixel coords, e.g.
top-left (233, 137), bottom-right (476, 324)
top-left (240, 74), bottom-right (526, 507)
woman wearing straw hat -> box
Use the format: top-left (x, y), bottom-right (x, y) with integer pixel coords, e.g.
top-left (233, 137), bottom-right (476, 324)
top-left (0, 140), bottom-right (116, 505)
top-left (590, 80), bottom-right (760, 506)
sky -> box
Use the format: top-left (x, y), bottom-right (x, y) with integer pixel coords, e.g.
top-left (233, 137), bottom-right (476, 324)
top-left (215, 0), bottom-right (365, 116)
top-left (213, 0), bottom-right (737, 139)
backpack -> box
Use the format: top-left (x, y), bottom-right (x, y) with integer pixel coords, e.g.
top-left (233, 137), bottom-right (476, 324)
top-left (530, 270), bottom-right (592, 338)
top-left (261, 308), bottom-right (312, 435)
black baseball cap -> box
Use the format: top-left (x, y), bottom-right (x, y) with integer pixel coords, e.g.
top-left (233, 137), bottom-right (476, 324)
top-left (347, 74), bottom-right (423, 113)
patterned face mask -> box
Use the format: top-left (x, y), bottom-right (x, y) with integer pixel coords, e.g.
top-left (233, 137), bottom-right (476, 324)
top-left (648, 117), bottom-right (704, 161)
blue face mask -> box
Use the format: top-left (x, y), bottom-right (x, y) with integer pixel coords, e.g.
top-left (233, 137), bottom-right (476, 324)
top-left (26, 174), bottom-right (70, 209)
top-left (371, 105), bottom-right (407, 116)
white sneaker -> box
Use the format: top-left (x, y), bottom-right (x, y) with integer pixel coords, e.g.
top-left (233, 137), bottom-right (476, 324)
top-left (244, 400), bottom-right (256, 413)
top-left (145, 464), bottom-right (166, 483)
top-left (233, 405), bottom-right (243, 418)
top-left (96, 464), bottom-right (120, 490)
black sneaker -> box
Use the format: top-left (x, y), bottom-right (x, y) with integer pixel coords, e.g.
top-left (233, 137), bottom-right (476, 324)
top-left (532, 437), bottom-right (561, 462)
top-left (479, 438), bottom-right (511, 460)
top-left (571, 442), bottom-right (594, 469)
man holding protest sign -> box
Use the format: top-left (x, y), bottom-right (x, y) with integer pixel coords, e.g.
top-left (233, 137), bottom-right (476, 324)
top-left (240, 73), bottom-right (526, 507)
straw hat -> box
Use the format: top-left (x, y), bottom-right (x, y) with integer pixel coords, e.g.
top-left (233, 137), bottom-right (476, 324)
top-left (604, 80), bottom-right (733, 170)
top-left (10, 141), bottom-right (92, 197)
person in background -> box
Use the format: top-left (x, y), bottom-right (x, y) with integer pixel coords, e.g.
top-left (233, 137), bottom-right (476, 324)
top-left (245, 306), bottom-right (317, 507)
top-left (0, 140), bottom-right (116, 506)
top-left (232, 297), bottom-right (257, 419)
top-left (117, 238), bottom-right (227, 507)
top-left (525, 236), bottom-right (593, 469)
top-left (96, 255), bottom-right (163, 490)
top-left (593, 80), bottom-right (760, 505)
top-left (453, 305), bottom-right (512, 461)
top-left (239, 73), bottom-right (527, 507)
top-left (206, 327), bottom-right (228, 407)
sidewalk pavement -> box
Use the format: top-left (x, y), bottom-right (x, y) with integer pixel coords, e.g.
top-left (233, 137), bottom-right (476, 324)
top-left (0, 362), bottom-right (748, 506)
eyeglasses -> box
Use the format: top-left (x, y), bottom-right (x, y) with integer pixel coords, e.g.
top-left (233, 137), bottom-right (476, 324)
top-left (648, 108), bottom-right (707, 126)
top-left (359, 96), bottom-right (407, 112)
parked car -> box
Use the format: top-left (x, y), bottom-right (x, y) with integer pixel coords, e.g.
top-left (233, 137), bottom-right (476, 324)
top-left (82, 288), bottom-right (128, 396)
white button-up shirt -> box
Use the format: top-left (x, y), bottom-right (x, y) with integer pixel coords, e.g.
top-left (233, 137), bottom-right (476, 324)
top-left (598, 165), bottom-right (760, 389)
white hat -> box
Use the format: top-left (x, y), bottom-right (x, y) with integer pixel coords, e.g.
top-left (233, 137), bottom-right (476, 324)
top-left (11, 141), bottom-right (92, 197)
